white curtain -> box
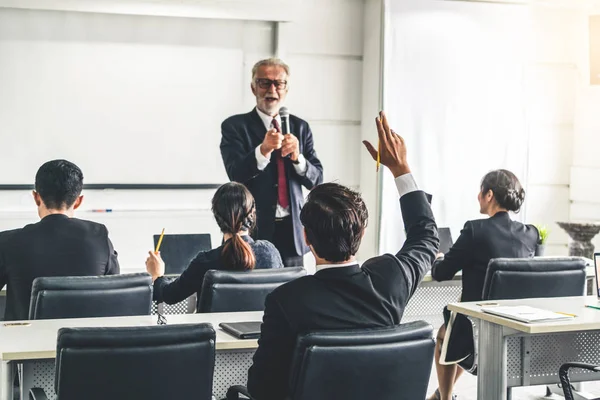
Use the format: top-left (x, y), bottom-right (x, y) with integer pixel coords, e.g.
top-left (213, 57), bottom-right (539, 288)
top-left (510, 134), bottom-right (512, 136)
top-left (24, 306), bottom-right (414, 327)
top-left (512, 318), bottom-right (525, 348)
top-left (380, 0), bottom-right (532, 253)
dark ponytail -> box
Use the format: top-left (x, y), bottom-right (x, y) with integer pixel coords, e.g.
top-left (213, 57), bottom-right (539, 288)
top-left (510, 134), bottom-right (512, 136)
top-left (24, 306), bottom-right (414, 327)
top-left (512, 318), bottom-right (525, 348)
top-left (212, 182), bottom-right (257, 271)
top-left (480, 169), bottom-right (526, 213)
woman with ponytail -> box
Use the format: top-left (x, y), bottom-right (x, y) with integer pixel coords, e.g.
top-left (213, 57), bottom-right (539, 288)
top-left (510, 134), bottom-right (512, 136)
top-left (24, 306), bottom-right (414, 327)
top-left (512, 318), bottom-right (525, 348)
top-left (428, 169), bottom-right (539, 400)
top-left (145, 182), bottom-right (283, 307)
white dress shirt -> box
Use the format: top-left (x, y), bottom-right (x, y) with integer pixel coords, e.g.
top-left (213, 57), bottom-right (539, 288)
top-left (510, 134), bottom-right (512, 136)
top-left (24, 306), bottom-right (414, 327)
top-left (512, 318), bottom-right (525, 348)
top-left (315, 173), bottom-right (419, 272)
top-left (254, 107), bottom-right (308, 218)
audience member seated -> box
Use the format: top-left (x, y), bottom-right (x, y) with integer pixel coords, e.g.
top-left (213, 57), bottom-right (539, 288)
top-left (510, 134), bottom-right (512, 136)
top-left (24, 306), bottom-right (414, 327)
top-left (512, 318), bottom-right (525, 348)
top-left (0, 160), bottom-right (120, 321)
top-left (428, 169), bottom-right (539, 400)
top-left (146, 182), bottom-right (283, 305)
top-left (245, 111), bottom-right (439, 400)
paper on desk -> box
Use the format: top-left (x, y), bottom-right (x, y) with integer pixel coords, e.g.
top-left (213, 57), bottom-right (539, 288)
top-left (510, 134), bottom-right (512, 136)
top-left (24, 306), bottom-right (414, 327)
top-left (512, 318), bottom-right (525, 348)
top-left (481, 305), bottom-right (575, 323)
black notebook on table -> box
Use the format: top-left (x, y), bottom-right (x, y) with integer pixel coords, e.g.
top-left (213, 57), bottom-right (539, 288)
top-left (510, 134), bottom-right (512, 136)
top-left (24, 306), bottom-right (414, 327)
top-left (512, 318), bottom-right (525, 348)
top-left (219, 321), bottom-right (262, 339)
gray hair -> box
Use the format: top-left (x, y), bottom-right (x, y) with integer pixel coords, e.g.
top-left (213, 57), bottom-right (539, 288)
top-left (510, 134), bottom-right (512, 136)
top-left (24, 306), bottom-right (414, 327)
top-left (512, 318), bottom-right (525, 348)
top-left (251, 58), bottom-right (290, 83)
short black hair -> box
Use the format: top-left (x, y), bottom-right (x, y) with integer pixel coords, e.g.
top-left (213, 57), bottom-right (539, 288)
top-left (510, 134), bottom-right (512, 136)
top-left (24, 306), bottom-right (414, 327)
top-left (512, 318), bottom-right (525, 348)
top-left (300, 183), bottom-right (368, 262)
top-left (481, 169), bottom-right (525, 213)
top-left (34, 160), bottom-right (84, 210)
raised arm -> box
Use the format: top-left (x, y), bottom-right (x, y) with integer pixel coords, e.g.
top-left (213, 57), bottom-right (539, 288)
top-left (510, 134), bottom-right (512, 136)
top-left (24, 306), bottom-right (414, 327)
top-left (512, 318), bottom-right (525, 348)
top-left (363, 111), bottom-right (439, 296)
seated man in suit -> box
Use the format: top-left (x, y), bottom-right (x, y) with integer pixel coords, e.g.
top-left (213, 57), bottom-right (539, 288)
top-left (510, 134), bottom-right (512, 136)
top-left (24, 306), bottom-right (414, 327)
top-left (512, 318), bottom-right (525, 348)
top-left (0, 160), bottom-right (120, 320)
top-left (246, 112), bottom-right (439, 400)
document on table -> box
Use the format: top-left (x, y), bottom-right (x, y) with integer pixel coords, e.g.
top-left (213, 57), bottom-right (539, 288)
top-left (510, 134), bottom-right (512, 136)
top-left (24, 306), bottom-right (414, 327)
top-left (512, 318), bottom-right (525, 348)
top-left (481, 306), bottom-right (575, 323)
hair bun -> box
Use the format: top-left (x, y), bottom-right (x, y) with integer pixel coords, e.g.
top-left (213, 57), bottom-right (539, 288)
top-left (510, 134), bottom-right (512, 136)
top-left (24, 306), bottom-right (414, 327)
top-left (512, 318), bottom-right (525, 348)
top-left (504, 188), bottom-right (525, 212)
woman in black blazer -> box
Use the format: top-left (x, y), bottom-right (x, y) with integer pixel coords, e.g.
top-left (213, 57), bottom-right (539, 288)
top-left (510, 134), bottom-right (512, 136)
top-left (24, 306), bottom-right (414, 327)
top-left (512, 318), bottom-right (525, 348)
top-left (145, 182), bottom-right (283, 306)
top-left (428, 170), bottom-right (539, 400)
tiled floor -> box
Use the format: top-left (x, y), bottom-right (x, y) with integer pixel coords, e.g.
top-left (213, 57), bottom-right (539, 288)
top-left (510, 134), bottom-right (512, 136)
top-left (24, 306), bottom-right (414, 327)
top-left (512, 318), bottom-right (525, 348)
top-left (426, 364), bottom-right (600, 399)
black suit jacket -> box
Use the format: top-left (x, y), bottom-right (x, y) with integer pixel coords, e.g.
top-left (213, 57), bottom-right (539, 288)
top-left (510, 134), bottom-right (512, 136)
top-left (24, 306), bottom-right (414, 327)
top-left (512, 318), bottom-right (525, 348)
top-left (431, 211), bottom-right (539, 302)
top-left (153, 236), bottom-right (283, 304)
top-left (220, 109), bottom-right (324, 256)
top-left (0, 214), bottom-right (120, 321)
top-left (247, 190), bottom-right (439, 400)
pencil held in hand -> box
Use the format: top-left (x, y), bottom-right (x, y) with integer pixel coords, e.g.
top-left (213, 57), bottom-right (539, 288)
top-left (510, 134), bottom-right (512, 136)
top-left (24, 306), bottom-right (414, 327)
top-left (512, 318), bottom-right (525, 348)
top-left (155, 228), bottom-right (165, 254)
top-left (376, 140), bottom-right (381, 172)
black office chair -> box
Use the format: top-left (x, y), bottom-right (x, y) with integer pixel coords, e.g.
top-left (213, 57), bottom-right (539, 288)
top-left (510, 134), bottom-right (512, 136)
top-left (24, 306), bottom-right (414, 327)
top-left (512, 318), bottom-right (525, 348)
top-left (28, 324), bottom-right (216, 400)
top-left (459, 257), bottom-right (587, 399)
top-left (29, 273), bottom-right (153, 320)
top-left (197, 267), bottom-right (306, 313)
top-left (559, 363), bottom-right (600, 400)
top-left (482, 257), bottom-right (587, 300)
top-left (226, 321), bottom-right (435, 400)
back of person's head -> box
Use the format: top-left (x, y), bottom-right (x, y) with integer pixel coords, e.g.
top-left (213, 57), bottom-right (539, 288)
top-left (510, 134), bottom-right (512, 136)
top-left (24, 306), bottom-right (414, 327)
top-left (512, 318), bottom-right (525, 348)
top-left (34, 160), bottom-right (84, 210)
top-left (211, 182), bottom-right (256, 271)
top-left (300, 182), bottom-right (369, 262)
top-left (480, 169), bottom-right (525, 213)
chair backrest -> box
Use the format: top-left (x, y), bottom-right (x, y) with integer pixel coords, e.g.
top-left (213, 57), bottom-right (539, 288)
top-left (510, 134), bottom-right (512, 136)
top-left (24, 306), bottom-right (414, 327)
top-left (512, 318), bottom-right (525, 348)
top-left (197, 267), bottom-right (306, 313)
top-left (154, 233), bottom-right (212, 274)
top-left (438, 227), bottom-right (454, 254)
top-left (288, 321), bottom-right (434, 400)
top-left (29, 273), bottom-right (153, 320)
top-left (55, 324), bottom-right (215, 400)
top-left (482, 257), bottom-right (587, 300)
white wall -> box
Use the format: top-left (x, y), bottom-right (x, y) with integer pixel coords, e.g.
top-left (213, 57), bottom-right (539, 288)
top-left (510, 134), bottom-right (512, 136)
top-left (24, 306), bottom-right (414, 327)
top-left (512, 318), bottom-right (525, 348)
top-left (570, 10), bottom-right (600, 251)
top-left (0, 1), bottom-right (367, 271)
top-left (278, 0), bottom-right (364, 190)
top-left (524, 6), bottom-right (582, 255)
top-left (526, 4), bottom-right (600, 255)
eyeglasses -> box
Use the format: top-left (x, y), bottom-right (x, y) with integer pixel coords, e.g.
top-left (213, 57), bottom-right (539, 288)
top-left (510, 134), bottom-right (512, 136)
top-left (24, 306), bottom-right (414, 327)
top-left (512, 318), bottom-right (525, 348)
top-left (255, 78), bottom-right (288, 90)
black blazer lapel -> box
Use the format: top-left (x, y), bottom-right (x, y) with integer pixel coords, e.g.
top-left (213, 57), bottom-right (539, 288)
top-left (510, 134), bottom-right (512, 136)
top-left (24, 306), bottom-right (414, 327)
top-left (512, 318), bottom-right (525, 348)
top-left (249, 108), bottom-right (268, 144)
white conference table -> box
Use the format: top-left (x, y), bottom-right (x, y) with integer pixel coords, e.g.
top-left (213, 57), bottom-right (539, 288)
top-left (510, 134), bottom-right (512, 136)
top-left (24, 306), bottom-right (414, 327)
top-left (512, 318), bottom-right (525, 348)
top-left (449, 296), bottom-right (600, 400)
top-left (0, 311), bottom-right (262, 400)
top-left (404, 265), bottom-right (595, 329)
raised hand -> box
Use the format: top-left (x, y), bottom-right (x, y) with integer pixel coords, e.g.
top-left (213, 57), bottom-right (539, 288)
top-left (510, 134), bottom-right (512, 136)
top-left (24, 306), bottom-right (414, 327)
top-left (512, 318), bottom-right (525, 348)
top-left (281, 134), bottom-right (299, 161)
top-left (260, 128), bottom-right (283, 157)
top-left (363, 111), bottom-right (411, 178)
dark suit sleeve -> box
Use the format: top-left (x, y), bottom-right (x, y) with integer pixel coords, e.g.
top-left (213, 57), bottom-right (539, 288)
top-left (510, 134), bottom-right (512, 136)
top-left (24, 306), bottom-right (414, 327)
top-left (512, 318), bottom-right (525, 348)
top-left (392, 191), bottom-right (439, 297)
top-left (431, 221), bottom-right (474, 281)
top-left (248, 292), bottom-right (295, 400)
top-left (293, 123), bottom-right (323, 189)
top-left (153, 253), bottom-right (210, 304)
top-left (220, 118), bottom-right (263, 183)
top-left (105, 236), bottom-right (120, 275)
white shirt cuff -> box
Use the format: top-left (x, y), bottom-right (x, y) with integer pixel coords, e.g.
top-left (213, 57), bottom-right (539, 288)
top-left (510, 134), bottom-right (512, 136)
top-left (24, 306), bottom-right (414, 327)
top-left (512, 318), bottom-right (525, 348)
top-left (255, 145), bottom-right (270, 171)
top-left (395, 173), bottom-right (419, 198)
top-left (293, 154), bottom-right (308, 176)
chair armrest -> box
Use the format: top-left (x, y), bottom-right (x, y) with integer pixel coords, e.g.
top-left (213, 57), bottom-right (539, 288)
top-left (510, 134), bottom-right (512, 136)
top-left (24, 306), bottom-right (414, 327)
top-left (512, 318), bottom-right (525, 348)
top-left (559, 362), bottom-right (600, 400)
top-left (29, 388), bottom-right (49, 400)
top-left (226, 385), bottom-right (254, 400)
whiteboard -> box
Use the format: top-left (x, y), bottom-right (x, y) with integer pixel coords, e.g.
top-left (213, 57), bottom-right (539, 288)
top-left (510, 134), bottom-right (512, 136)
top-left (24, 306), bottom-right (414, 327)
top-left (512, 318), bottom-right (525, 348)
top-left (0, 9), bottom-right (260, 184)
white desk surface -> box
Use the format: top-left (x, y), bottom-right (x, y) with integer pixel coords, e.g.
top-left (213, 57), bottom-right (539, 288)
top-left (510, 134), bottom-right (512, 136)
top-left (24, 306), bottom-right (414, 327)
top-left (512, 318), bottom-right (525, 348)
top-left (448, 296), bottom-right (600, 335)
top-left (0, 311), bottom-right (263, 361)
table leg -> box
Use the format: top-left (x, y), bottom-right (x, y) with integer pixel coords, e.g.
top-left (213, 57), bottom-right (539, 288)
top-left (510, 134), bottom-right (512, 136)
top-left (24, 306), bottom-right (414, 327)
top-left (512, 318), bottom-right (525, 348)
top-left (478, 320), bottom-right (507, 400)
top-left (0, 361), bottom-right (14, 400)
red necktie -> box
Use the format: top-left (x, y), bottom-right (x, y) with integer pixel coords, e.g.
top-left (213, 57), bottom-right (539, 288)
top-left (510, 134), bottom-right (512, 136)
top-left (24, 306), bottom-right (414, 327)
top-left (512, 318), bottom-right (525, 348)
top-left (271, 118), bottom-right (290, 209)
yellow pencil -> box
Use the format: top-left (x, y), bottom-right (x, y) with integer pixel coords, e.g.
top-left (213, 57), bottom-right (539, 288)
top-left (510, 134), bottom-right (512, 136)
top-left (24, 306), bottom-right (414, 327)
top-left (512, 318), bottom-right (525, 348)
top-left (376, 141), bottom-right (380, 172)
top-left (155, 228), bottom-right (165, 254)
top-left (376, 116), bottom-right (381, 172)
top-left (555, 311), bottom-right (577, 317)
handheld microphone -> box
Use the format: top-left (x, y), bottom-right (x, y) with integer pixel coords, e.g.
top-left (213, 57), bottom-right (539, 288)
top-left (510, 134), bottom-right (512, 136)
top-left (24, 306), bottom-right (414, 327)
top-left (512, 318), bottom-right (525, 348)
top-left (279, 106), bottom-right (291, 135)
top-left (279, 107), bottom-right (292, 159)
